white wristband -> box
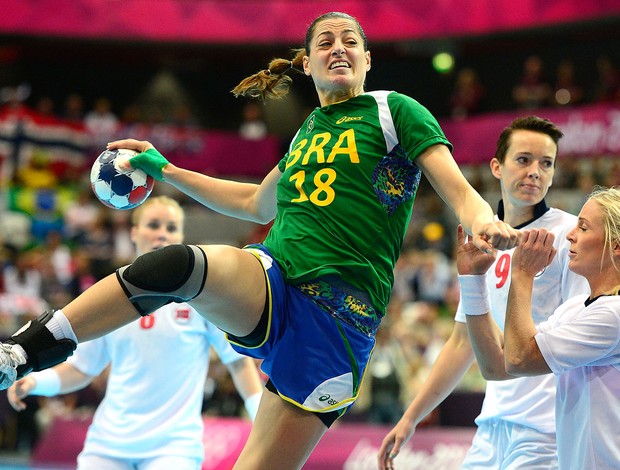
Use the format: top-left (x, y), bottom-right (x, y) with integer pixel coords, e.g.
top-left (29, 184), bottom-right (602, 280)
top-left (458, 274), bottom-right (491, 316)
top-left (244, 392), bottom-right (262, 422)
top-left (29, 368), bottom-right (62, 397)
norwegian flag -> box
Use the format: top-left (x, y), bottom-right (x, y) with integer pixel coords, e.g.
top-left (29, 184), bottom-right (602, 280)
top-left (175, 307), bottom-right (191, 323)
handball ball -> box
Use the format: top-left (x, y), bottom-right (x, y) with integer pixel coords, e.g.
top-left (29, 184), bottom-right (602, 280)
top-left (90, 149), bottom-right (154, 210)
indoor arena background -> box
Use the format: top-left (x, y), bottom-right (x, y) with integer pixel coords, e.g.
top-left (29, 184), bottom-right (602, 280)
top-left (0, 1), bottom-right (619, 468)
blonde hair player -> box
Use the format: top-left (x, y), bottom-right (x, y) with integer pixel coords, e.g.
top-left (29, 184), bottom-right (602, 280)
top-left (460, 186), bottom-right (620, 469)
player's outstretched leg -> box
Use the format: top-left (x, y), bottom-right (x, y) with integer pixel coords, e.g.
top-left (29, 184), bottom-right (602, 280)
top-left (0, 311), bottom-right (77, 390)
top-left (0, 244), bottom-right (206, 391)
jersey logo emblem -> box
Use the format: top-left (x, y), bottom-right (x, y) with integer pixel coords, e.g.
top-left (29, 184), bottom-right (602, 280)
top-left (336, 116), bottom-right (363, 124)
top-left (306, 114), bottom-right (315, 133)
top-left (175, 307), bottom-right (191, 323)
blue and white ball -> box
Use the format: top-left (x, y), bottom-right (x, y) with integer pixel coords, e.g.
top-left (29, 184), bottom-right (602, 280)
top-left (90, 149), bottom-right (154, 210)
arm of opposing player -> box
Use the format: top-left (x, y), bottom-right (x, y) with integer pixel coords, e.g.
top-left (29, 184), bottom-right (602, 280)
top-left (504, 230), bottom-right (555, 376)
top-left (226, 357), bottom-right (264, 421)
top-left (378, 322), bottom-right (474, 469)
top-left (7, 362), bottom-right (95, 411)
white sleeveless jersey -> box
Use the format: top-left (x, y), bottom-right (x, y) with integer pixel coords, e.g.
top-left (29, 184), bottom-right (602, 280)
top-left (455, 207), bottom-right (589, 433)
top-left (68, 303), bottom-right (245, 460)
top-left (536, 294), bottom-right (620, 468)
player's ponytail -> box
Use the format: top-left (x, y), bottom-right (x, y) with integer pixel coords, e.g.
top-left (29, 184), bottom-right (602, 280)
top-left (232, 48), bottom-right (306, 100)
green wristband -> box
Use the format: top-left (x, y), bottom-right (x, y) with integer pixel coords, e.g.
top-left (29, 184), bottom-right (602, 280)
top-left (130, 148), bottom-right (170, 181)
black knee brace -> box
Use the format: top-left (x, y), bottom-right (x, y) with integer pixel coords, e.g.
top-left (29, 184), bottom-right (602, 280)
top-left (8, 311), bottom-right (77, 379)
top-left (116, 244), bottom-right (208, 316)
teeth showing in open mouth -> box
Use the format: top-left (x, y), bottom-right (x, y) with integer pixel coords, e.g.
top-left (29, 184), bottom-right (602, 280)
top-left (330, 61), bottom-right (349, 69)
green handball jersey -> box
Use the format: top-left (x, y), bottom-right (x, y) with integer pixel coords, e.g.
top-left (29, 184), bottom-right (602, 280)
top-left (263, 91), bottom-right (452, 318)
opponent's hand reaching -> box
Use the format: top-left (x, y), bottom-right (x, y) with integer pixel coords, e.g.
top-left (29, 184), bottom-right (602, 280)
top-left (511, 228), bottom-right (556, 277)
top-left (377, 416), bottom-right (416, 470)
top-left (107, 139), bottom-right (170, 181)
top-left (7, 377), bottom-right (35, 411)
top-left (456, 224), bottom-right (496, 276)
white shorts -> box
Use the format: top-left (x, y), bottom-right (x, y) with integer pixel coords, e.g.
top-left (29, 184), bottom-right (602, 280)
top-left (77, 453), bottom-right (202, 470)
top-left (461, 419), bottom-right (557, 470)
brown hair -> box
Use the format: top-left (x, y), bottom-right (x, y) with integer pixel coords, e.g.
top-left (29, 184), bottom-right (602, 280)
top-left (231, 12), bottom-right (367, 101)
top-left (494, 116), bottom-right (564, 164)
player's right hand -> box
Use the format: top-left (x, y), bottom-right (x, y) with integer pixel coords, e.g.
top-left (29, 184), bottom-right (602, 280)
top-left (377, 418), bottom-right (416, 470)
top-left (456, 224), bottom-right (496, 276)
top-left (7, 377), bottom-right (35, 411)
top-left (512, 228), bottom-right (556, 277)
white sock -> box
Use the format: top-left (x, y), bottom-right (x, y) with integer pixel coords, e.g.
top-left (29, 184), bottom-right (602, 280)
top-left (45, 310), bottom-right (78, 344)
top-left (12, 344), bottom-right (28, 361)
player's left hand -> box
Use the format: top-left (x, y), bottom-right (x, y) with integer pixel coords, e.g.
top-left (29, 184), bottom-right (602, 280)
top-left (456, 225), bottom-right (496, 275)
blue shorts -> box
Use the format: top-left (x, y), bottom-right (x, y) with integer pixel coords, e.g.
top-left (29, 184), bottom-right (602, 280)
top-left (226, 245), bottom-right (376, 413)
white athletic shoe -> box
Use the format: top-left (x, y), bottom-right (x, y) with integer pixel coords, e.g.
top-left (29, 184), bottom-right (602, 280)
top-left (0, 343), bottom-right (26, 390)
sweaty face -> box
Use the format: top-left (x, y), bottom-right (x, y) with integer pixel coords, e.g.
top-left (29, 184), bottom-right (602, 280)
top-left (131, 203), bottom-right (184, 256)
top-left (492, 130), bottom-right (556, 209)
top-left (303, 18), bottom-right (371, 105)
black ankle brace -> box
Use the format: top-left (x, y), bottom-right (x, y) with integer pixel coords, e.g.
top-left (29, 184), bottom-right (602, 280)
top-left (8, 311), bottom-right (77, 379)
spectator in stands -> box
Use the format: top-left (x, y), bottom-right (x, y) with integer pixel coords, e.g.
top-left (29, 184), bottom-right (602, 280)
top-left (15, 153), bottom-right (57, 190)
top-left (238, 101), bottom-right (268, 140)
top-left (64, 250), bottom-right (96, 298)
top-left (366, 322), bottom-right (406, 424)
top-left (170, 103), bottom-right (199, 129)
top-left (512, 55), bottom-right (552, 109)
top-left (449, 67), bottom-right (485, 120)
top-left (62, 93), bottom-right (85, 125)
top-left (84, 97), bottom-right (119, 149)
top-left (63, 188), bottom-right (100, 246)
top-left (552, 60), bottom-right (584, 107)
top-left (34, 97), bottom-right (56, 121)
top-left (79, 210), bottom-right (116, 281)
top-left (593, 54), bottom-right (620, 103)
top-left (379, 116), bottom-right (589, 470)
top-left (409, 249), bottom-right (453, 308)
top-left (2, 250), bottom-right (42, 302)
top-left (41, 231), bottom-right (73, 289)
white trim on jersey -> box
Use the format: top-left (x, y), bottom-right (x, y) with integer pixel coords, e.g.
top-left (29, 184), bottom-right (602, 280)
top-left (367, 90), bottom-right (398, 153)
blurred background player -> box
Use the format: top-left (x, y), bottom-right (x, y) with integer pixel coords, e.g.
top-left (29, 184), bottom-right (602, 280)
top-left (7, 196), bottom-right (263, 470)
top-left (378, 116), bottom-right (589, 469)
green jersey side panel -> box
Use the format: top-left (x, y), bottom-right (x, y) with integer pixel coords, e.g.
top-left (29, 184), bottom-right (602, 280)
top-left (263, 91), bottom-right (452, 314)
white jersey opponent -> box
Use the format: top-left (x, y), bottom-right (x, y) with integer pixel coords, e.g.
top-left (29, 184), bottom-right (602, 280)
top-left (536, 294), bottom-right (620, 469)
top-left (455, 204), bottom-right (589, 433)
top-left (69, 302), bottom-right (245, 461)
